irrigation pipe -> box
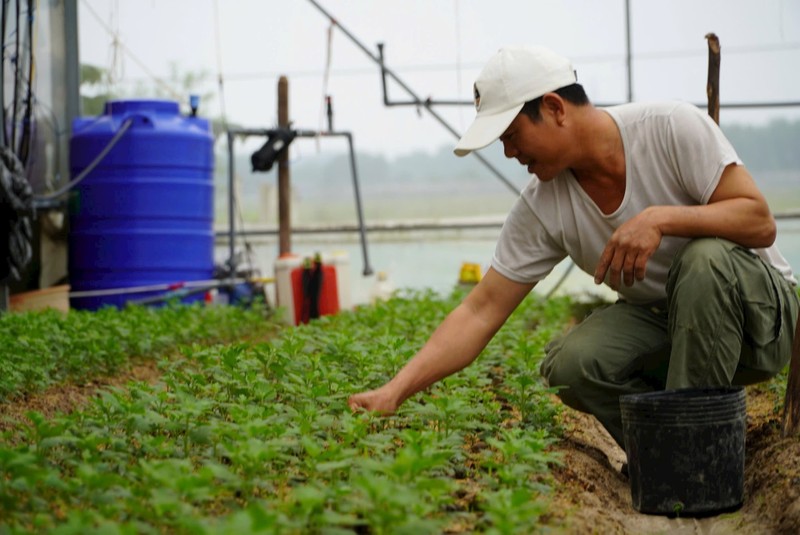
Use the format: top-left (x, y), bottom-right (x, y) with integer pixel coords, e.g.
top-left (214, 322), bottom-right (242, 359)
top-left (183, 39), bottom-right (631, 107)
top-left (544, 262), bottom-right (577, 299)
top-left (68, 276), bottom-right (274, 299)
top-left (128, 285), bottom-right (214, 306)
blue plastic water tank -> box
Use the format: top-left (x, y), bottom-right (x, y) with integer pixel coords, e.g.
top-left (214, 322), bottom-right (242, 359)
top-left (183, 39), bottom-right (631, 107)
top-left (68, 100), bottom-right (214, 310)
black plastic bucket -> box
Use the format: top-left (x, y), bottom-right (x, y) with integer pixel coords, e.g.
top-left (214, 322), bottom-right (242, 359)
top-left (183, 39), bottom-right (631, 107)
top-left (620, 386), bottom-right (746, 516)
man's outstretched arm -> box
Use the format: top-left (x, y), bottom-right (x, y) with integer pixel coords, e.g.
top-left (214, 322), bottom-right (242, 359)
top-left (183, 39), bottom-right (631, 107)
top-left (348, 267), bottom-right (536, 414)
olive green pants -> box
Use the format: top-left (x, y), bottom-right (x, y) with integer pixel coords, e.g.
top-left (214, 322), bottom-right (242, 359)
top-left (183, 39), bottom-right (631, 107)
top-left (540, 238), bottom-right (799, 449)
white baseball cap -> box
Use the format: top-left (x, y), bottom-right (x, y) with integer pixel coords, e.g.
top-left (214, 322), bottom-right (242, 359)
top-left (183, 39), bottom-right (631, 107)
top-left (454, 45), bottom-right (577, 157)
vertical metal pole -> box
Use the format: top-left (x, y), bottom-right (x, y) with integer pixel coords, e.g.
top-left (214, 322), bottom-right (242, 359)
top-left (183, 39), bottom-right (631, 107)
top-left (278, 76), bottom-right (291, 255)
top-left (64, 0), bottom-right (81, 120)
top-left (226, 131), bottom-right (236, 272)
top-left (377, 43), bottom-right (391, 106)
top-left (345, 133), bottom-right (373, 276)
top-left (625, 0), bottom-right (633, 102)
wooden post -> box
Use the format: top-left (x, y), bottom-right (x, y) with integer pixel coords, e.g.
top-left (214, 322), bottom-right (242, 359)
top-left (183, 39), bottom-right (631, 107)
top-left (705, 33), bottom-right (720, 125)
top-left (703, 33), bottom-right (800, 437)
top-left (277, 76), bottom-right (291, 256)
top-left (783, 320), bottom-right (800, 437)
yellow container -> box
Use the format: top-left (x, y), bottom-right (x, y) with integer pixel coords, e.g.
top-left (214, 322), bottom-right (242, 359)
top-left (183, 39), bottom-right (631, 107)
top-left (459, 263), bottom-right (483, 284)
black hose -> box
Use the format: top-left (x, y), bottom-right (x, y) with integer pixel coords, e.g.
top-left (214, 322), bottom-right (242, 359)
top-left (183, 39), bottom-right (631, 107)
top-left (0, 145), bottom-right (32, 281)
top-left (10, 0), bottom-right (19, 151)
top-left (0, 0), bottom-right (8, 148)
top-left (0, 0), bottom-right (32, 282)
top-left (35, 118), bottom-right (133, 201)
top-left (17, 0), bottom-right (33, 164)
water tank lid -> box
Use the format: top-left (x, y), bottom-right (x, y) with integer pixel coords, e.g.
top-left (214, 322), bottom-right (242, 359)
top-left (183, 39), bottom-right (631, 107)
top-left (103, 99), bottom-right (179, 116)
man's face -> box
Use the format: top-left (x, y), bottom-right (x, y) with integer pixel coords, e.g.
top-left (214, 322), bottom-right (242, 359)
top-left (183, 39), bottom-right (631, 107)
top-left (498, 110), bottom-right (565, 181)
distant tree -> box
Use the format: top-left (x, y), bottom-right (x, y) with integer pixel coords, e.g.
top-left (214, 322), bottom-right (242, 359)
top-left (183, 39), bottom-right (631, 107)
top-left (79, 63), bottom-right (117, 115)
top-left (723, 119), bottom-right (800, 171)
top-left (79, 62), bottom-right (236, 142)
top-left (141, 62), bottom-right (240, 142)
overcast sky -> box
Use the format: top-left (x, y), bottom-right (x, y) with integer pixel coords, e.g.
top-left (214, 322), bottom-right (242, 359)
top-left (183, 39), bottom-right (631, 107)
top-left (77, 0), bottom-right (800, 158)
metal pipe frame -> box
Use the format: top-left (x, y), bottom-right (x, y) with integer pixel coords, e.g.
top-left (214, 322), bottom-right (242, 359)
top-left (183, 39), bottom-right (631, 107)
top-left (377, 43), bottom-right (800, 111)
top-left (215, 207), bottom-right (800, 240)
top-left (225, 127), bottom-right (373, 276)
top-left (307, 0), bottom-right (520, 196)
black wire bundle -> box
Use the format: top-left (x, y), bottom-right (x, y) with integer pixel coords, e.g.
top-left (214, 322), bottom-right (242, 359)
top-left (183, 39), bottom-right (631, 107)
top-left (0, 145), bottom-right (31, 280)
top-left (0, 0), bottom-right (34, 282)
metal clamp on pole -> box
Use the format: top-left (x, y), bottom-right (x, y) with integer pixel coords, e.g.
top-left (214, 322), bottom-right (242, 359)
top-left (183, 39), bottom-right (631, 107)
top-left (250, 128), bottom-right (297, 173)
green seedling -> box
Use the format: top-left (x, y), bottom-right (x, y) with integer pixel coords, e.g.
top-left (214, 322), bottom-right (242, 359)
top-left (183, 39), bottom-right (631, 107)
top-left (0, 287), bottom-right (581, 533)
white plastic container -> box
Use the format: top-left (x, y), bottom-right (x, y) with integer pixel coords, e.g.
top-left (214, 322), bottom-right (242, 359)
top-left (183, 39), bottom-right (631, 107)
top-left (274, 254), bottom-right (303, 324)
top-left (327, 251), bottom-right (352, 312)
top-left (369, 271), bottom-right (394, 304)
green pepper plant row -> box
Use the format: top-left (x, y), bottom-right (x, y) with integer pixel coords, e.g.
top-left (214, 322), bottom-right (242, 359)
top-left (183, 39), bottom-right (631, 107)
top-left (0, 289), bottom-right (575, 534)
top-left (0, 302), bottom-right (275, 401)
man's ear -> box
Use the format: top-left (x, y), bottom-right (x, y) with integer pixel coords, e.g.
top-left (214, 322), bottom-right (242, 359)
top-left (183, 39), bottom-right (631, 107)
top-left (541, 93), bottom-right (567, 124)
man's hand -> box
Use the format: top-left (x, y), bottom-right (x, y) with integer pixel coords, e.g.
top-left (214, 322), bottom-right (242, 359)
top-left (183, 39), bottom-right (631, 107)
top-left (594, 164), bottom-right (776, 291)
top-left (595, 207), bottom-right (663, 290)
top-left (348, 385), bottom-right (400, 415)
top-left (347, 269), bottom-right (535, 417)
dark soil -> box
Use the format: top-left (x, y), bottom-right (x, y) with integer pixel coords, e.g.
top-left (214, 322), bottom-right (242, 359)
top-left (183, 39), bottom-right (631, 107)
top-left (0, 359), bottom-right (162, 434)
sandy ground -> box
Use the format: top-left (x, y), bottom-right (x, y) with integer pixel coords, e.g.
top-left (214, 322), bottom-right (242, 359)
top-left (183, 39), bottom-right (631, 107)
top-left (547, 388), bottom-right (800, 534)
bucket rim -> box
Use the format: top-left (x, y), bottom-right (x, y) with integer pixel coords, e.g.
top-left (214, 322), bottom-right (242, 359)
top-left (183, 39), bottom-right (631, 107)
top-left (620, 386), bottom-right (744, 405)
